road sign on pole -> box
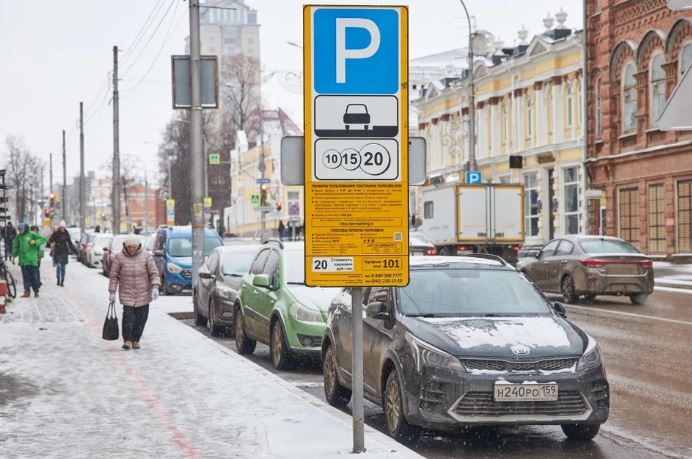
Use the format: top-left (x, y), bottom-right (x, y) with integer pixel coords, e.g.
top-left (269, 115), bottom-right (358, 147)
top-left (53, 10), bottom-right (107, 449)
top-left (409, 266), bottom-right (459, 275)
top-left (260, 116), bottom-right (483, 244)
top-left (304, 5), bottom-right (408, 453)
top-left (304, 5), bottom-right (409, 288)
top-left (208, 153), bottom-right (220, 165)
top-left (166, 199), bottom-right (175, 226)
top-left (466, 171), bottom-right (483, 184)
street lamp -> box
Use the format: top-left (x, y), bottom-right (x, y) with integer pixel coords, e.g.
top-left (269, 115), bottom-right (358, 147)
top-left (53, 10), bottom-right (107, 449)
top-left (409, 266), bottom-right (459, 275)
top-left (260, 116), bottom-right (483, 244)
top-left (457, 0), bottom-right (491, 173)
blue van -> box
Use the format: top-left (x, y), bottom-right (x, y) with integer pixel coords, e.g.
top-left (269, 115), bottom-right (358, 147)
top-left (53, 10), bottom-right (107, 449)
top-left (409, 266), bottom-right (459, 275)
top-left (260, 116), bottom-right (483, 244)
top-left (152, 225), bottom-right (223, 295)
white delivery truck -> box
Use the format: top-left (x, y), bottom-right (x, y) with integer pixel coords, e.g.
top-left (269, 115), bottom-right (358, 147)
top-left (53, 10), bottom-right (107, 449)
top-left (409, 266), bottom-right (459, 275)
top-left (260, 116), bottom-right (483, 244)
top-left (420, 183), bottom-right (525, 263)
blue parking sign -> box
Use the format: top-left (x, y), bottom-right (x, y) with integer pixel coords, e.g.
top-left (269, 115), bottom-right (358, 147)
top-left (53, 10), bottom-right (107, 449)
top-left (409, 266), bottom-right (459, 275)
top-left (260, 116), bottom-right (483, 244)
top-left (466, 171), bottom-right (483, 184)
top-left (313, 8), bottom-right (399, 94)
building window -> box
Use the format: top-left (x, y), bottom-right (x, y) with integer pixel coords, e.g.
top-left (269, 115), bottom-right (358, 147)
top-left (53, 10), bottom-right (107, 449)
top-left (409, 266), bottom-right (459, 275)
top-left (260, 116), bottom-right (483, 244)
top-left (681, 43), bottom-right (692, 76)
top-left (524, 173), bottom-right (539, 237)
top-left (678, 180), bottom-right (692, 252)
top-left (622, 63), bottom-right (637, 134)
top-left (423, 201), bottom-right (434, 219)
top-left (618, 187), bottom-right (639, 247)
top-left (566, 83), bottom-right (574, 128)
top-left (648, 184), bottom-right (666, 253)
top-left (650, 53), bottom-right (666, 124)
top-left (595, 77), bottom-right (603, 137)
top-left (563, 167), bottom-right (579, 235)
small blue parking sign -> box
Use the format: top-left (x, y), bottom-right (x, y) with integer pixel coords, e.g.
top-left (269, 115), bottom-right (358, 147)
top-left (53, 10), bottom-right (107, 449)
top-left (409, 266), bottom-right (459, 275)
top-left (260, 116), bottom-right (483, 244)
top-left (466, 171), bottom-right (483, 184)
top-left (313, 8), bottom-right (399, 94)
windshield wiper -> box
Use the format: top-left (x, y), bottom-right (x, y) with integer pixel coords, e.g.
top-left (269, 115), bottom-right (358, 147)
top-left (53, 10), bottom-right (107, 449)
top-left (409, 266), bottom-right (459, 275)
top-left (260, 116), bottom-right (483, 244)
top-left (286, 281), bottom-right (305, 285)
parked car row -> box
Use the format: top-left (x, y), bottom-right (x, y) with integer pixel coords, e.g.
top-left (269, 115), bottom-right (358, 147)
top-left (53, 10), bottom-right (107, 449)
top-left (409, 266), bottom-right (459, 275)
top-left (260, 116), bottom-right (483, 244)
top-left (191, 241), bottom-right (610, 442)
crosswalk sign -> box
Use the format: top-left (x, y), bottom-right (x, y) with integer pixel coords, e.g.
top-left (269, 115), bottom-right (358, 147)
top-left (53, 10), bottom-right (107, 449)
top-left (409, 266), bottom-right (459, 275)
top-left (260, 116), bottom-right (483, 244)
top-left (250, 194), bottom-right (260, 205)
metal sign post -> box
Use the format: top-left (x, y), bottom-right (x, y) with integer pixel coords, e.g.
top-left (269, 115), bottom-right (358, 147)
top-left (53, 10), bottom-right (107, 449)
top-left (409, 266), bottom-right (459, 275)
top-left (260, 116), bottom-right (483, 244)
top-left (304, 5), bottom-right (408, 453)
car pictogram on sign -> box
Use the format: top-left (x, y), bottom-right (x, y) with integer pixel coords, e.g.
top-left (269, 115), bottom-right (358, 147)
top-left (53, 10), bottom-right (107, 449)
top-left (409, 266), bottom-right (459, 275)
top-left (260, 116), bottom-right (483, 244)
top-left (343, 104), bottom-right (370, 130)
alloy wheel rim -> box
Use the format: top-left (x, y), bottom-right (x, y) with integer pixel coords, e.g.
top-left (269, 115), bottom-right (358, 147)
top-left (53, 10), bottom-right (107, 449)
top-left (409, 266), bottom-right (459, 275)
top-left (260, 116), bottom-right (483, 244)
top-left (324, 350), bottom-right (336, 395)
top-left (271, 325), bottom-right (282, 364)
top-left (385, 378), bottom-right (401, 432)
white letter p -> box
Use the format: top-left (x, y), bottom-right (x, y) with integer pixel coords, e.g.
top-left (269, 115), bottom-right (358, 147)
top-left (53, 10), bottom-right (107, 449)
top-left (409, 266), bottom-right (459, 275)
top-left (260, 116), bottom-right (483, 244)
top-left (335, 18), bottom-right (380, 84)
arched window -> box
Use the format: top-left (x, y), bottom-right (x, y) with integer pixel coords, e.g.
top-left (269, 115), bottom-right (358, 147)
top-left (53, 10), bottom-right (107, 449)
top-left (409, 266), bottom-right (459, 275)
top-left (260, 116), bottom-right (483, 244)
top-left (650, 53), bottom-right (666, 124)
top-left (622, 63), bottom-right (637, 133)
top-left (681, 43), bottom-right (692, 76)
top-left (595, 77), bottom-right (603, 137)
top-left (567, 83), bottom-right (574, 127)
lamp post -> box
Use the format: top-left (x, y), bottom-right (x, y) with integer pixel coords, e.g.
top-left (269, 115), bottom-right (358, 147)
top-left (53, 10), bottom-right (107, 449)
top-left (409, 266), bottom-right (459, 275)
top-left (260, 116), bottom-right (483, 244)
top-left (458, 0), bottom-right (477, 173)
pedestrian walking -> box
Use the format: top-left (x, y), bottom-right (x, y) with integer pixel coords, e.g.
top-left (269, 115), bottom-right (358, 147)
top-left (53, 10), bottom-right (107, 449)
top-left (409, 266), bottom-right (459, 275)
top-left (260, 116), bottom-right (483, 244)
top-left (30, 225), bottom-right (44, 288)
top-left (48, 221), bottom-right (77, 287)
top-left (278, 220), bottom-right (285, 241)
top-left (12, 223), bottom-right (47, 298)
top-left (108, 235), bottom-right (160, 350)
top-left (3, 222), bottom-right (16, 261)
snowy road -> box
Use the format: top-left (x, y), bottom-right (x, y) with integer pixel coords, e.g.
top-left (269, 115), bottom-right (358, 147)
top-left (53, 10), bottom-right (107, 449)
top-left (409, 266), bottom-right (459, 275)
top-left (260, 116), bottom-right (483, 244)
top-left (185, 287), bottom-right (692, 459)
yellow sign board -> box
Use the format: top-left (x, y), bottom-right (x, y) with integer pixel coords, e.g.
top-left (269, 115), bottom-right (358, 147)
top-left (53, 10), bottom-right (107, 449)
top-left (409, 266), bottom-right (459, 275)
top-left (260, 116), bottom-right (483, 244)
top-left (303, 5), bottom-right (409, 287)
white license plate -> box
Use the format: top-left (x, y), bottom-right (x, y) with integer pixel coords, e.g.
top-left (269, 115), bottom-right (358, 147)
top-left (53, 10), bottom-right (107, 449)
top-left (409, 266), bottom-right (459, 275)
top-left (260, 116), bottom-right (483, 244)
top-left (494, 383), bottom-right (558, 402)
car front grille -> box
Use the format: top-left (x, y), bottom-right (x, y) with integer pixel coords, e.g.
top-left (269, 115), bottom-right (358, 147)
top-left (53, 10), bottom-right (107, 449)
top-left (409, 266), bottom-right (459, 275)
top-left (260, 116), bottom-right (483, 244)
top-left (181, 270), bottom-right (192, 280)
top-left (462, 358), bottom-right (577, 373)
top-left (454, 391), bottom-right (587, 418)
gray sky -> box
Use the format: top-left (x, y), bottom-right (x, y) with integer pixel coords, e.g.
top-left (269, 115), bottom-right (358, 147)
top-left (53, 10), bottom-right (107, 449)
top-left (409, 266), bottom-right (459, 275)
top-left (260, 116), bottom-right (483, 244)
top-left (0, 0), bottom-right (582, 185)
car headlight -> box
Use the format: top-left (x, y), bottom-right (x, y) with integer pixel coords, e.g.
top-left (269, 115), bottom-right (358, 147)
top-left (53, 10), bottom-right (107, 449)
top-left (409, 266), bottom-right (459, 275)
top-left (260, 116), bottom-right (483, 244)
top-left (405, 332), bottom-right (464, 373)
top-left (289, 302), bottom-right (324, 323)
top-left (167, 263), bottom-right (183, 274)
top-left (576, 336), bottom-right (603, 371)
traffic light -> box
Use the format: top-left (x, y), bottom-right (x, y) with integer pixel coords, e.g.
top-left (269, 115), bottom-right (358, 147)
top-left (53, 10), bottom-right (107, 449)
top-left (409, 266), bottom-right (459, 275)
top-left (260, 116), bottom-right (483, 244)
top-left (260, 183), bottom-right (268, 206)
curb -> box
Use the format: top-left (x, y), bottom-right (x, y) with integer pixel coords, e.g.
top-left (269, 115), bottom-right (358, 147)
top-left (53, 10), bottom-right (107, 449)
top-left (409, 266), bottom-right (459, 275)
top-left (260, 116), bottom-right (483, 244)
top-left (655, 281), bottom-right (692, 291)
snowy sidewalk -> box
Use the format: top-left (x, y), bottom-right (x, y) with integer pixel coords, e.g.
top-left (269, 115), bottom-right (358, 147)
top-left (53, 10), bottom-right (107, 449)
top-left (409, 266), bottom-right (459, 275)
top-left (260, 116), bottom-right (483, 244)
top-left (0, 263), bottom-right (420, 458)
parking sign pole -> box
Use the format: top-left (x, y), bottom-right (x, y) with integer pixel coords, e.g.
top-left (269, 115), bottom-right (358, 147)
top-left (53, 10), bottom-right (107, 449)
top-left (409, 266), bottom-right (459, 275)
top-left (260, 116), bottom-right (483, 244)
top-left (351, 287), bottom-right (365, 452)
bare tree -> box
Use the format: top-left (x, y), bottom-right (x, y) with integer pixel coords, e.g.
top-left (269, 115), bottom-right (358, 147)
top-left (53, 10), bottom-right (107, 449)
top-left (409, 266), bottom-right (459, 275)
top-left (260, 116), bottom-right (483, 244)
top-left (4, 135), bottom-right (41, 223)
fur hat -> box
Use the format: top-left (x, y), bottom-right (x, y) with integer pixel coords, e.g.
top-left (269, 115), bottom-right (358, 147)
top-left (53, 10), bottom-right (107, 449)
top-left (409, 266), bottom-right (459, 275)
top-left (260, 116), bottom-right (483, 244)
top-left (59, 220), bottom-right (67, 228)
top-left (123, 235), bottom-right (141, 247)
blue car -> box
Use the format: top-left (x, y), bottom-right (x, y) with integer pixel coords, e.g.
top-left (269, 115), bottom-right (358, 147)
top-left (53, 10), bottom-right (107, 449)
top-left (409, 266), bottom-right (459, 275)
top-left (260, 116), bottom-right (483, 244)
top-left (152, 225), bottom-right (223, 295)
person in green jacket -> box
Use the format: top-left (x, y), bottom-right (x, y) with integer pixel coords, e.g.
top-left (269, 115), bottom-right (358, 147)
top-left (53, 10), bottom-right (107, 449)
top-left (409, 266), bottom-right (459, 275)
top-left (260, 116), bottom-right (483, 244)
top-left (12, 223), bottom-right (47, 298)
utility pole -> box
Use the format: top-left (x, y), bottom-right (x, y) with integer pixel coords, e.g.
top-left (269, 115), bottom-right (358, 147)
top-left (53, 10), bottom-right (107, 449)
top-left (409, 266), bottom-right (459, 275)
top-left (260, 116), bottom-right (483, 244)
top-left (62, 130), bottom-right (67, 222)
top-left (79, 101), bottom-right (85, 233)
top-left (49, 153), bottom-right (53, 195)
top-left (113, 45), bottom-right (121, 234)
top-left (459, 0), bottom-right (477, 172)
top-left (189, 0), bottom-right (205, 285)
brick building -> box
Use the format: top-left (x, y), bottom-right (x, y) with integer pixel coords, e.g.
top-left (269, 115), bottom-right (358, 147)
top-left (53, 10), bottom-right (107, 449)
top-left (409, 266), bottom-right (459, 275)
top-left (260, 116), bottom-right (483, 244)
top-left (585, 0), bottom-right (692, 257)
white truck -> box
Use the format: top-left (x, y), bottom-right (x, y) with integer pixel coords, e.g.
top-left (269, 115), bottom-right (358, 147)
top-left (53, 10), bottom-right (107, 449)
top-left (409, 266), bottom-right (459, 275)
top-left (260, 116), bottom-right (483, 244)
top-left (419, 183), bottom-right (525, 263)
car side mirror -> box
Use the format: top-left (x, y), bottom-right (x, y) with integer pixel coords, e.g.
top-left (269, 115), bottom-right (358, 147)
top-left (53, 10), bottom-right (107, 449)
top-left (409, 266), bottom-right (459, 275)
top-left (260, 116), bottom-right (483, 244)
top-left (198, 271), bottom-right (214, 280)
top-left (154, 250), bottom-right (164, 257)
top-left (366, 302), bottom-right (390, 320)
top-left (553, 302), bottom-right (567, 318)
top-left (253, 274), bottom-right (270, 289)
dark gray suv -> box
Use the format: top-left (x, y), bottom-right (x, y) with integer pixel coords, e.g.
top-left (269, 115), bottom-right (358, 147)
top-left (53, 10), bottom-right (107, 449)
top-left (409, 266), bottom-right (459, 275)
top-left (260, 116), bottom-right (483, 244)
top-left (321, 256), bottom-right (609, 441)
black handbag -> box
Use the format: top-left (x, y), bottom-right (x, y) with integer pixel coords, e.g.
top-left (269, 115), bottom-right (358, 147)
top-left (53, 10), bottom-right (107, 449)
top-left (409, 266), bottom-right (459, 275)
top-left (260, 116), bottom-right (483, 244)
top-left (102, 301), bottom-right (119, 341)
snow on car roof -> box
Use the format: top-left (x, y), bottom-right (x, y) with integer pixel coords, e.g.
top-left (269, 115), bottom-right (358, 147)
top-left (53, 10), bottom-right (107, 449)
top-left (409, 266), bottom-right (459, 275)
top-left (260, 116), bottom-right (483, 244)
top-left (409, 255), bottom-right (505, 267)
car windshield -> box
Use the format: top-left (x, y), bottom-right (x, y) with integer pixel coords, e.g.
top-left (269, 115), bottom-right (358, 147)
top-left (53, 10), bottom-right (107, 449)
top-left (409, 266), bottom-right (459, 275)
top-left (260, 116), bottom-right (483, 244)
top-left (580, 239), bottom-right (640, 254)
top-left (221, 250), bottom-right (257, 276)
top-left (282, 248), bottom-right (305, 284)
top-left (95, 235), bottom-right (112, 247)
top-left (399, 269), bottom-right (551, 317)
top-left (167, 236), bottom-right (222, 257)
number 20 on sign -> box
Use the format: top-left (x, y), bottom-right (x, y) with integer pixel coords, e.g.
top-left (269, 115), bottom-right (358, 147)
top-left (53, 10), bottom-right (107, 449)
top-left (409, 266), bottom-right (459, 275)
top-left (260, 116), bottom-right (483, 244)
top-left (303, 5), bottom-right (409, 287)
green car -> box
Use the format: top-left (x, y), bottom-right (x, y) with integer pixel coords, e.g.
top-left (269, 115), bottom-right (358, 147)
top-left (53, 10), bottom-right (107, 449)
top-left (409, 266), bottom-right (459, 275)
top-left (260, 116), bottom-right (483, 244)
top-left (234, 241), bottom-right (341, 369)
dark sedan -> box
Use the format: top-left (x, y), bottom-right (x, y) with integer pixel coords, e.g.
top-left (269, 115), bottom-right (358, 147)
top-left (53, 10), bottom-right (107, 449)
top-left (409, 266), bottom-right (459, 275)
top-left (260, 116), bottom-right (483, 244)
top-left (517, 236), bottom-right (654, 304)
top-left (322, 256), bottom-right (609, 441)
top-left (193, 244), bottom-right (259, 336)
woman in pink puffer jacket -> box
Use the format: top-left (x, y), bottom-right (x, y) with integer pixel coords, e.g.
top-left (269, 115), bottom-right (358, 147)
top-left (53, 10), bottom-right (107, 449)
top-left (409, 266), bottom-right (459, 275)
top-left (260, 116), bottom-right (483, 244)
top-left (108, 235), bottom-right (161, 350)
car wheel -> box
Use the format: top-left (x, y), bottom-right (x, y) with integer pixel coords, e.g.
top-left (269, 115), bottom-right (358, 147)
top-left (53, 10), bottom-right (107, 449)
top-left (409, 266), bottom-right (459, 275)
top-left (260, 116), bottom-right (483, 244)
top-left (234, 306), bottom-right (256, 355)
top-left (208, 298), bottom-right (224, 337)
top-left (629, 293), bottom-right (649, 305)
top-left (561, 423), bottom-right (600, 440)
top-left (383, 370), bottom-right (420, 441)
top-left (561, 275), bottom-right (578, 304)
top-left (163, 277), bottom-right (174, 296)
top-left (270, 319), bottom-right (293, 370)
top-left (323, 345), bottom-right (351, 407)
top-left (193, 293), bottom-right (207, 327)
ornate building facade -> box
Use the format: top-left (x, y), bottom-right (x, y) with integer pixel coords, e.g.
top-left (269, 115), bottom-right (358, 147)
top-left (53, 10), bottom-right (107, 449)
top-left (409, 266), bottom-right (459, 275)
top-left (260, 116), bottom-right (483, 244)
top-left (585, 0), bottom-right (692, 257)
top-left (414, 15), bottom-right (585, 247)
